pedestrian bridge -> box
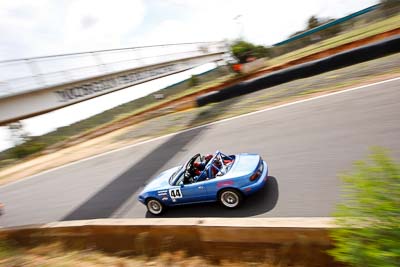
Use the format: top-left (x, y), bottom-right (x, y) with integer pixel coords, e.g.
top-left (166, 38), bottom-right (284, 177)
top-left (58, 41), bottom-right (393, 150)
top-left (0, 41), bottom-right (229, 125)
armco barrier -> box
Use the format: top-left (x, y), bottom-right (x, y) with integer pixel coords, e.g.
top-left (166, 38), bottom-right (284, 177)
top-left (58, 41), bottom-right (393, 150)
top-left (196, 34), bottom-right (400, 106)
top-left (0, 218), bottom-right (339, 265)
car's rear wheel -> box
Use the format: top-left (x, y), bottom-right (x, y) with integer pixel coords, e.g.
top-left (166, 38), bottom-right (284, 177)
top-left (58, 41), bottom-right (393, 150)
top-left (219, 189), bottom-right (242, 208)
top-left (146, 198), bottom-right (164, 215)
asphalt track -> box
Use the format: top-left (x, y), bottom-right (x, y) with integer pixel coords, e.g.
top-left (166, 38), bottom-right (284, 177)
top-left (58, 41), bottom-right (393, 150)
top-left (1, 78), bottom-right (399, 227)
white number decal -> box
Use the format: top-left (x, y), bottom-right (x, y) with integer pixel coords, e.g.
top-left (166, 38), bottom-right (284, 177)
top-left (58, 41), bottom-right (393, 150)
top-left (169, 188), bottom-right (183, 199)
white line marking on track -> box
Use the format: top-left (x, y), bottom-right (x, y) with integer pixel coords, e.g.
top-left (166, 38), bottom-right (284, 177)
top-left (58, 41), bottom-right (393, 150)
top-left (2, 76), bottom-right (400, 189)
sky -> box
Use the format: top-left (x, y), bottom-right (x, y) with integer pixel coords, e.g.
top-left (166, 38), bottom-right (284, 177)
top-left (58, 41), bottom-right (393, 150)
top-left (0, 0), bottom-right (378, 150)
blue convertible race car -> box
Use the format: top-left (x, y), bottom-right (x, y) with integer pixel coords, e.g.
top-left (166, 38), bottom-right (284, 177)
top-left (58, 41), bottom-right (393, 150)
top-left (138, 151), bottom-right (268, 215)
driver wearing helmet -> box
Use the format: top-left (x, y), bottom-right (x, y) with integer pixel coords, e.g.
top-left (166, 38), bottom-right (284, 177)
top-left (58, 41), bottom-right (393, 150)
top-left (193, 154), bottom-right (213, 176)
top-left (193, 162), bottom-right (203, 176)
top-left (204, 154), bottom-right (213, 162)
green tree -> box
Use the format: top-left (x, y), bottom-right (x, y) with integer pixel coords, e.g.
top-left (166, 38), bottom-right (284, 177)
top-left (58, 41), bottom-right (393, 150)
top-left (189, 74), bottom-right (199, 87)
top-left (8, 122), bottom-right (29, 146)
top-left (307, 15), bottom-right (320, 29)
top-left (230, 40), bottom-right (270, 63)
top-left (330, 148), bottom-right (400, 267)
top-left (380, 0), bottom-right (399, 8)
top-left (2, 122), bottom-right (48, 160)
top-left (380, 0), bottom-right (400, 16)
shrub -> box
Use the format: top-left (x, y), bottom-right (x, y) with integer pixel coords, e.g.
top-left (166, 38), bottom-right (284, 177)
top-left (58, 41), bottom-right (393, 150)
top-left (9, 142), bottom-right (47, 159)
top-left (230, 40), bottom-right (271, 63)
top-left (330, 148), bottom-right (400, 267)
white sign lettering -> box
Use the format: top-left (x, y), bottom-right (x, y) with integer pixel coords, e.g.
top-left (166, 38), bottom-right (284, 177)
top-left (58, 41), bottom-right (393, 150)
top-left (55, 64), bottom-right (183, 102)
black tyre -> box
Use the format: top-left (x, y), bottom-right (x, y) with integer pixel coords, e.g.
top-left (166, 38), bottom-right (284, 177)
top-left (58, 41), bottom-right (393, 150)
top-left (219, 189), bottom-right (242, 208)
top-left (146, 198), bottom-right (164, 215)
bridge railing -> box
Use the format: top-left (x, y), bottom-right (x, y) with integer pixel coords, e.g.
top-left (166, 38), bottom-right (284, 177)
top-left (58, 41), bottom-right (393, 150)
top-left (0, 41), bottom-right (228, 97)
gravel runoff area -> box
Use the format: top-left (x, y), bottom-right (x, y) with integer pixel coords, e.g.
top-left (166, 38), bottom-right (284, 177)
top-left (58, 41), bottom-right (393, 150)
top-left (0, 53), bottom-right (399, 184)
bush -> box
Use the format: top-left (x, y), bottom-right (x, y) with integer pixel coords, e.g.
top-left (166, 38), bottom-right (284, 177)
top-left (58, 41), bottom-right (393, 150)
top-left (380, 0), bottom-right (400, 16)
top-left (329, 148), bottom-right (400, 267)
top-left (230, 40), bottom-right (271, 63)
top-left (8, 142), bottom-right (47, 159)
top-left (189, 75), bottom-right (199, 87)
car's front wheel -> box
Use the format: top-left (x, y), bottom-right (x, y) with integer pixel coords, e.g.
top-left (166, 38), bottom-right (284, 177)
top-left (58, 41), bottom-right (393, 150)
top-left (146, 198), bottom-right (164, 215)
top-left (219, 189), bottom-right (242, 208)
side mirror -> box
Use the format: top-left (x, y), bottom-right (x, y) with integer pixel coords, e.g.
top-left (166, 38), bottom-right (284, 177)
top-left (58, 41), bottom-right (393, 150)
top-left (179, 181), bottom-right (184, 188)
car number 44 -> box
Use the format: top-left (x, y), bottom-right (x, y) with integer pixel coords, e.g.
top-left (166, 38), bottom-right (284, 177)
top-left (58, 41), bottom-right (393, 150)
top-left (169, 188), bottom-right (183, 199)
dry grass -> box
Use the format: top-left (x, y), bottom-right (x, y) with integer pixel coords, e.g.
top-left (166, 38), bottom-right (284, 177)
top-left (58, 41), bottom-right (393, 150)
top-left (0, 242), bottom-right (294, 267)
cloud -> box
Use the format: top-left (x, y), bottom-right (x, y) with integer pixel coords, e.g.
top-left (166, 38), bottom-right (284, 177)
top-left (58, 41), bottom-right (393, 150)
top-left (0, 0), bottom-right (52, 59)
top-left (64, 0), bottom-right (145, 51)
top-left (0, 0), bottom-right (145, 59)
top-left (80, 16), bottom-right (98, 29)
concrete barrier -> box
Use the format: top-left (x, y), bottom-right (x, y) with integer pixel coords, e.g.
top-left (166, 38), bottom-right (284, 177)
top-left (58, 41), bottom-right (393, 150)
top-left (0, 218), bottom-right (339, 265)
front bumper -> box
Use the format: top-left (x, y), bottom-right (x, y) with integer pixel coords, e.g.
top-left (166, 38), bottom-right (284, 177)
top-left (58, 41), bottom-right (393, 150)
top-left (138, 194), bottom-right (146, 204)
top-left (240, 161), bottom-right (268, 196)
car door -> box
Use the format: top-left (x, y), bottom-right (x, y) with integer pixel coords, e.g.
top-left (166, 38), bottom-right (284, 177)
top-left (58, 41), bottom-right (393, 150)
top-left (183, 181), bottom-right (210, 203)
top-left (168, 181), bottom-right (209, 205)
